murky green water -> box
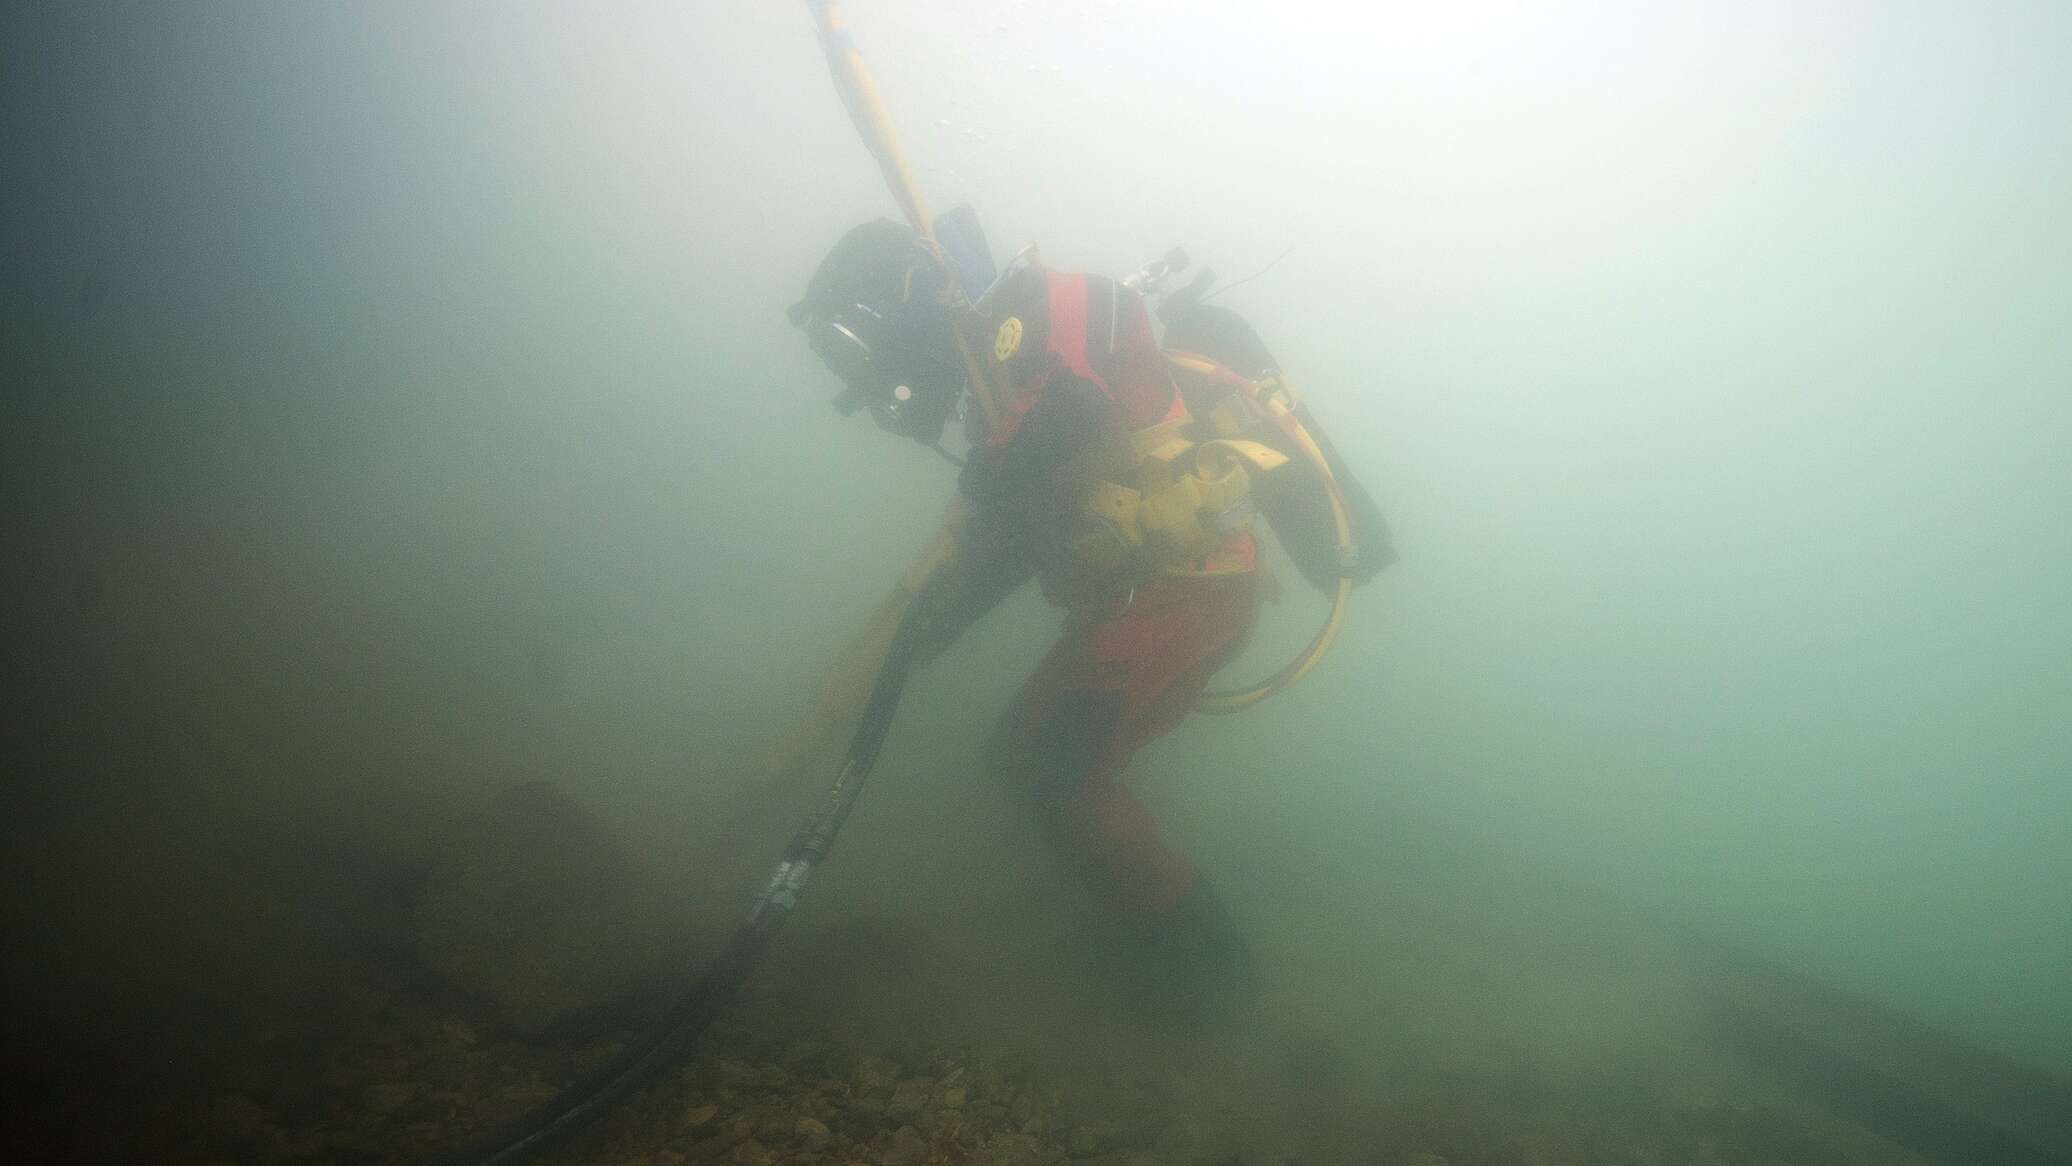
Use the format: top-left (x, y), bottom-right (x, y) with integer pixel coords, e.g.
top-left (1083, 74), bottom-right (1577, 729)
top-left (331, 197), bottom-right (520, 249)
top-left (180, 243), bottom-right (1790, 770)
top-left (5, 4), bottom-right (2068, 1161)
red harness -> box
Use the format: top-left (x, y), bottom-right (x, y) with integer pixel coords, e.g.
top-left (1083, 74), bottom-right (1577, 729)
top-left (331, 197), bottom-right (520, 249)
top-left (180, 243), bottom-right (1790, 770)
top-left (990, 269), bottom-right (1186, 446)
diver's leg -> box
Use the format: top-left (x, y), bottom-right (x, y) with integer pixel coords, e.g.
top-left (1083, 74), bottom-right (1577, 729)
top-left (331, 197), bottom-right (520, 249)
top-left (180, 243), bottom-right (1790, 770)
top-left (986, 643), bottom-right (1194, 910)
top-left (1038, 687), bottom-right (1197, 911)
top-left (993, 575), bottom-right (1265, 1019)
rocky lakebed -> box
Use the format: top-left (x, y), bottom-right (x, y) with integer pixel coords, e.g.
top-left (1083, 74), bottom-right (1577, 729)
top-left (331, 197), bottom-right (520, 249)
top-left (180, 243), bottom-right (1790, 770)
top-left (10, 784), bottom-right (1930, 1166)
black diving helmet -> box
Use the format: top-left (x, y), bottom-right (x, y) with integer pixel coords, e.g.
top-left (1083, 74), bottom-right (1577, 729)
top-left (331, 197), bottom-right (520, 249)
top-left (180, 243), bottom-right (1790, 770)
top-left (788, 218), bottom-right (967, 447)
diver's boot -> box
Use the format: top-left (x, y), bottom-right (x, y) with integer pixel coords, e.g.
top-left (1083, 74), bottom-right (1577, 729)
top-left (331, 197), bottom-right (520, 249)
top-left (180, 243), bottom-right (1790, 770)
top-left (1113, 881), bottom-right (1266, 1030)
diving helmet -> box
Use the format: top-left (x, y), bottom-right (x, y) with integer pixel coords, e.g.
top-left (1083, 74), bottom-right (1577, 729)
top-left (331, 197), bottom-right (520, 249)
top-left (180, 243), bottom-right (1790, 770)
top-left (788, 218), bottom-right (966, 446)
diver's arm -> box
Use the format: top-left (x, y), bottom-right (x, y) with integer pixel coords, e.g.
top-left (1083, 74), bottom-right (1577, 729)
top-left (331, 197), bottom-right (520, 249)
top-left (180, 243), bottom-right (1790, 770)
top-left (956, 374), bottom-right (1107, 509)
top-left (755, 494), bottom-right (1024, 778)
top-left (755, 377), bottom-right (1098, 778)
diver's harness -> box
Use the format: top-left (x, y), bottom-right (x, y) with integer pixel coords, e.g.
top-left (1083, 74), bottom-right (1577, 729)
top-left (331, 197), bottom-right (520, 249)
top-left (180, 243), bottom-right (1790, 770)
top-left (1013, 246), bottom-right (1371, 714)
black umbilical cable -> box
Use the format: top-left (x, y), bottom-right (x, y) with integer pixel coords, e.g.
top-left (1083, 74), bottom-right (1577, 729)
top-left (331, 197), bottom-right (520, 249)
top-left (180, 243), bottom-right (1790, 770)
top-left (431, 581), bottom-right (938, 1166)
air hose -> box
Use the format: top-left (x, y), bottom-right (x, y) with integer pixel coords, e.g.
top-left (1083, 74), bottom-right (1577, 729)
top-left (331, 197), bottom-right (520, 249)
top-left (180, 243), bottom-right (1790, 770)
top-left (432, 583), bottom-right (935, 1166)
top-left (1164, 352), bottom-right (1359, 714)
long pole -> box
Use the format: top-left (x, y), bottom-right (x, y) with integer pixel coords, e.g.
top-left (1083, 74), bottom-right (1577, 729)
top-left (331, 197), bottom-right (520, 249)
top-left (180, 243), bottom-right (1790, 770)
top-left (804, 0), bottom-right (1004, 434)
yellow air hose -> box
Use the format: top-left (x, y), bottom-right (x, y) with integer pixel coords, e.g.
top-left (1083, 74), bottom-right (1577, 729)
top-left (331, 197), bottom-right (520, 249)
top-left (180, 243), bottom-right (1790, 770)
top-left (1165, 353), bottom-right (1358, 714)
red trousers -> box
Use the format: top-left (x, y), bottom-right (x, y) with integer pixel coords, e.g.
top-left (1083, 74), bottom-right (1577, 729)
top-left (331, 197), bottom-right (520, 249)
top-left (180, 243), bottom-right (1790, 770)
top-left (988, 570), bottom-right (1258, 911)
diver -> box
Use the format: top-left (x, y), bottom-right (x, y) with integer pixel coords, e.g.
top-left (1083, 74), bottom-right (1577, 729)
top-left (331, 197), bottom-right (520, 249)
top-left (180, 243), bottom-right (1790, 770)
top-left (765, 210), bottom-right (1390, 1023)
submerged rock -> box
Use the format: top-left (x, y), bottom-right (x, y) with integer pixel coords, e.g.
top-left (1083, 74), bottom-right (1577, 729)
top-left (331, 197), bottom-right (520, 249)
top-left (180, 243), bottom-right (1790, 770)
top-left (409, 780), bottom-right (688, 1037)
